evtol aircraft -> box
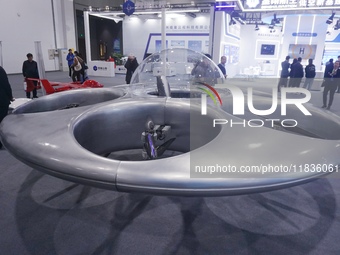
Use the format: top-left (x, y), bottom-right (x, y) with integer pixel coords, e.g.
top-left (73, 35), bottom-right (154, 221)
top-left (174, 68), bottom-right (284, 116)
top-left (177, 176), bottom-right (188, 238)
top-left (1, 48), bottom-right (340, 196)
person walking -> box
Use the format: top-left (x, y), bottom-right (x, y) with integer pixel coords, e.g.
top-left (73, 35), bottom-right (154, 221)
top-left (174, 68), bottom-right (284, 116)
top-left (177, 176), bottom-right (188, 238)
top-left (71, 51), bottom-right (84, 83)
top-left (124, 54), bottom-right (138, 84)
top-left (322, 61), bottom-right (340, 110)
top-left (66, 49), bottom-right (74, 78)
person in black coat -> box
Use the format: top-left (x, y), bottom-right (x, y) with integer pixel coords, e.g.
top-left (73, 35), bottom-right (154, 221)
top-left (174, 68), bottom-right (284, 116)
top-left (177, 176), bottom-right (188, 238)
top-left (324, 59), bottom-right (334, 78)
top-left (322, 60), bottom-right (340, 110)
top-left (289, 57), bottom-right (304, 87)
top-left (278, 56), bottom-right (290, 92)
top-left (22, 53), bottom-right (39, 98)
top-left (0, 66), bottom-right (15, 149)
top-left (124, 54), bottom-right (139, 84)
top-left (288, 58), bottom-right (298, 87)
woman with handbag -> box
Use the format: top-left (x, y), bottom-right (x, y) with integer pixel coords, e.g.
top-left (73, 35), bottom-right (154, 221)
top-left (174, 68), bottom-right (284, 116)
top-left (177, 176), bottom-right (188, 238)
top-left (71, 51), bottom-right (84, 82)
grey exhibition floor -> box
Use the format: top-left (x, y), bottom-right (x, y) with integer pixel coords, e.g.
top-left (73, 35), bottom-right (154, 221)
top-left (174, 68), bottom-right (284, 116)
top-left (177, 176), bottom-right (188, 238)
top-left (1, 71), bottom-right (340, 255)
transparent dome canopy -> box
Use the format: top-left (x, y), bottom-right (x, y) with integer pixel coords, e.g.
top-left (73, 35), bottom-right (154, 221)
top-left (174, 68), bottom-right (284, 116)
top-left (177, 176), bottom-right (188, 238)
top-left (129, 48), bottom-right (225, 97)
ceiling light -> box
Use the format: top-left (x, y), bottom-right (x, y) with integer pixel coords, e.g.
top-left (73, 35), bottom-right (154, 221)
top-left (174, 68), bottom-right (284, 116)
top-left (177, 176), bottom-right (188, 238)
top-left (229, 18), bottom-right (236, 25)
top-left (165, 13), bottom-right (185, 18)
top-left (214, 2), bottom-right (236, 11)
top-left (93, 9), bottom-right (200, 16)
top-left (186, 12), bottom-right (196, 18)
top-left (89, 13), bottom-right (123, 22)
top-left (273, 14), bottom-right (280, 24)
top-left (268, 18), bottom-right (275, 29)
top-left (326, 13), bottom-right (335, 24)
top-left (238, 18), bottom-right (246, 25)
top-left (229, 11), bottom-right (246, 25)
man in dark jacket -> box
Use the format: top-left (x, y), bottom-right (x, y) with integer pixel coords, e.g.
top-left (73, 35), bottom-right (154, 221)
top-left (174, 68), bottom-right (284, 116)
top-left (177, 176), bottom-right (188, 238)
top-left (218, 56), bottom-right (227, 78)
top-left (323, 61), bottom-right (340, 110)
top-left (290, 57), bottom-right (304, 87)
top-left (278, 56), bottom-right (290, 92)
top-left (22, 53), bottom-right (39, 98)
top-left (324, 59), bottom-right (334, 78)
top-left (303, 59), bottom-right (316, 90)
top-left (124, 54), bottom-right (138, 84)
top-left (0, 66), bottom-right (15, 149)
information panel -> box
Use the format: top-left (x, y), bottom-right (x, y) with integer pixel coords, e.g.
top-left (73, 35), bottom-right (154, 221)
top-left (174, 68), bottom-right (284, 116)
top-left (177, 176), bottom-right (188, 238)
top-left (322, 50), bottom-right (340, 65)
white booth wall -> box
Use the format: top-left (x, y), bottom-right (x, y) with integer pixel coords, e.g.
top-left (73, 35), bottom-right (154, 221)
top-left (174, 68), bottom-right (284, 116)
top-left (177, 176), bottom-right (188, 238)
top-left (0, 0), bottom-right (76, 74)
top-left (239, 25), bottom-right (282, 77)
top-left (213, 13), bottom-right (330, 78)
top-left (212, 11), bottom-right (242, 78)
top-left (122, 13), bottom-right (211, 63)
top-left (2, 2), bottom-right (337, 78)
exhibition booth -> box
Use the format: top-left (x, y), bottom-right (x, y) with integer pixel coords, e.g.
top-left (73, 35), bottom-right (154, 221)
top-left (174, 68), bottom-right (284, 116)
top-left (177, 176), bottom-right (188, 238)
top-left (87, 60), bottom-right (115, 77)
top-left (82, 5), bottom-right (340, 82)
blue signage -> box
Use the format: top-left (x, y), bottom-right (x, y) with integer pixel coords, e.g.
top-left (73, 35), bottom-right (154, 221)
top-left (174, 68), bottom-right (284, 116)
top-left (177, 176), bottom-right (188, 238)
top-left (292, 32), bottom-right (317, 37)
top-left (93, 66), bottom-right (97, 71)
top-left (123, 0), bottom-right (135, 16)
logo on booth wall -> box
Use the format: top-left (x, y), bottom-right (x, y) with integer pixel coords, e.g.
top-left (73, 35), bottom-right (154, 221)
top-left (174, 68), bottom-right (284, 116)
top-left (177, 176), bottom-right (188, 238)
top-left (123, 0), bottom-right (135, 16)
top-left (93, 66), bottom-right (98, 71)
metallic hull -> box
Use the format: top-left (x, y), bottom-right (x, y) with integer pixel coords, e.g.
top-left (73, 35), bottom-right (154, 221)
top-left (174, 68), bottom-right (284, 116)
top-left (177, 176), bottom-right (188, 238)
top-left (1, 86), bottom-right (340, 196)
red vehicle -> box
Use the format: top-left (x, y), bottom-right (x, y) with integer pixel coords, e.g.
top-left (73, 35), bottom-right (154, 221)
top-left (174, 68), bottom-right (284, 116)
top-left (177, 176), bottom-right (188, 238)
top-left (25, 78), bottom-right (103, 95)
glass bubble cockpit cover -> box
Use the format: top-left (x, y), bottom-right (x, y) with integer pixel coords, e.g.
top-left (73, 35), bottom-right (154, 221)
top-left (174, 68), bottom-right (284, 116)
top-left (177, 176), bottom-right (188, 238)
top-left (129, 48), bottom-right (225, 97)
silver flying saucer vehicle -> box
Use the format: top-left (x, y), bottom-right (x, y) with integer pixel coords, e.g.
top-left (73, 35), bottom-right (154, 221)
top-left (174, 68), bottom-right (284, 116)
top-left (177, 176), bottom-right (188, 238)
top-left (1, 48), bottom-right (340, 196)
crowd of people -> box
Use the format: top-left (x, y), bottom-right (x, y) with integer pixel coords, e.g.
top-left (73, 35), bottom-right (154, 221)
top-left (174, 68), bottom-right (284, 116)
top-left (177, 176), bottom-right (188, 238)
top-left (20, 49), bottom-right (89, 100)
top-left (278, 55), bottom-right (340, 110)
top-left (278, 56), bottom-right (316, 92)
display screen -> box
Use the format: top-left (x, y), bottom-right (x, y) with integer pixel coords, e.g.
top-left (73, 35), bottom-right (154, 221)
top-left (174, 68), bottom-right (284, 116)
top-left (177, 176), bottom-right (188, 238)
top-left (261, 44), bottom-right (276, 55)
top-left (288, 44), bottom-right (317, 59)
